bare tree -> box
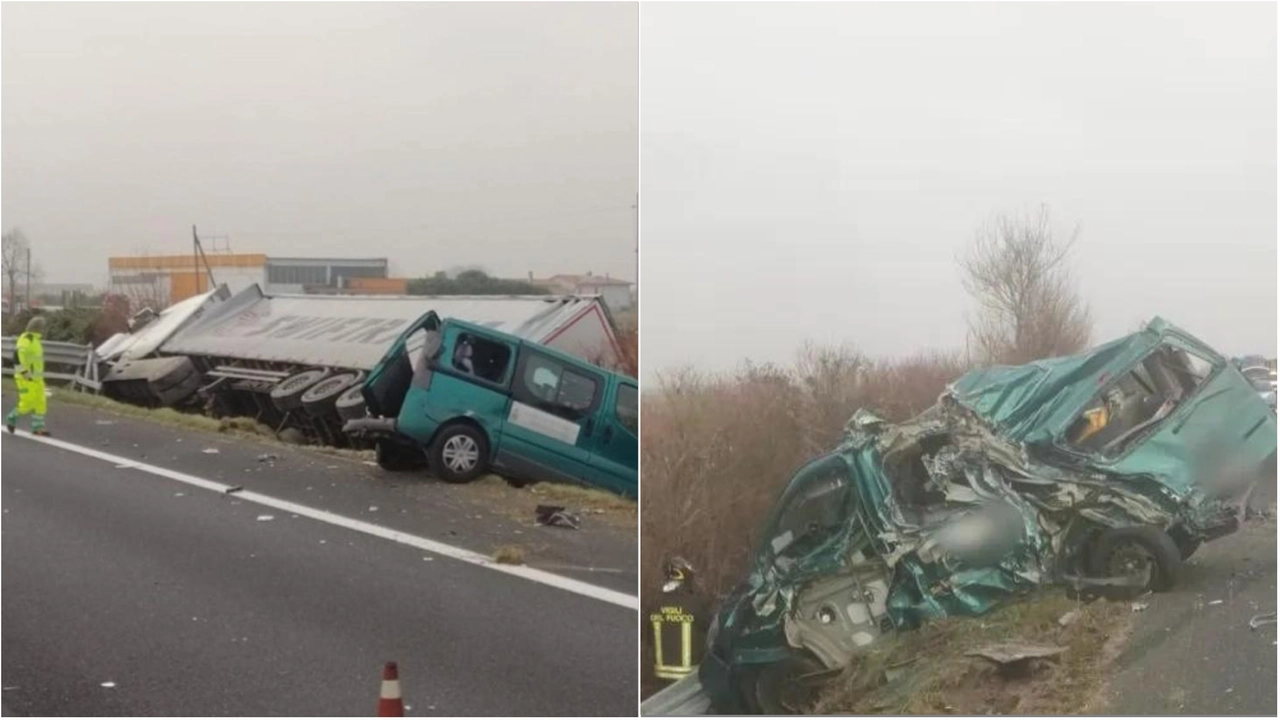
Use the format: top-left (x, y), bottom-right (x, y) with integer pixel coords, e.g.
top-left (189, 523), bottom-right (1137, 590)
top-left (2, 227), bottom-right (33, 313)
top-left (959, 206), bottom-right (1092, 364)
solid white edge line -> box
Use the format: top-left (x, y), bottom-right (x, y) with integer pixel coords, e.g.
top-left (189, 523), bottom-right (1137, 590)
top-left (3, 430), bottom-right (639, 611)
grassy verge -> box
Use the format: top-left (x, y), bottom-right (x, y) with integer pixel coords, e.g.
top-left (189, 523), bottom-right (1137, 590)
top-left (812, 592), bottom-right (1132, 715)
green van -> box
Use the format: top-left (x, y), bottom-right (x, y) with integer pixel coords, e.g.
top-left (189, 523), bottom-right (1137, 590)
top-left (345, 312), bottom-right (638, 498)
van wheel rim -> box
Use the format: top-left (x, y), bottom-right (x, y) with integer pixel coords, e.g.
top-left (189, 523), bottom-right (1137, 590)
top-left (1108, 543), bottom-right (1155, 587)
top-left (442, 436), bottom-right (479, 472)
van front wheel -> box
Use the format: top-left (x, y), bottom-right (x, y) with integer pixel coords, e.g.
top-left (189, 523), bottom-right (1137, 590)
top-left (430, 425), bottom-right (490, 483)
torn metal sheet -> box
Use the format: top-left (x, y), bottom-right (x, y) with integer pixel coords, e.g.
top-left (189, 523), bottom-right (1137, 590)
top-left (700, 317), bottom-right (1276, 715)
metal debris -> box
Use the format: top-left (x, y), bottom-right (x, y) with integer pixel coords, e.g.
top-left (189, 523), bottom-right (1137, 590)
top-left (1249, 611), bottom-right (1276, 630)
top-left (224, 485), bottom-right (244, 494)
top-left (257, 453), bottom-right (280, 462)
top-left (100, 682), bottom-right (116, 688)
top-left (201, 447), bottom-right (220, 454)
top-left (1208, 599), bottom-right (1224, 606)
top-left (535, 504), bottom-right (581, 530)
top-left (256, 515), bottom-right (275, 522)
top-left (966, 643), bottom-right (1065, 665)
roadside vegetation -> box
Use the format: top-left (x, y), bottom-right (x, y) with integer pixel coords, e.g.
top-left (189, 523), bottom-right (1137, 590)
top-left (639, 206), bottom-right (1124, 708)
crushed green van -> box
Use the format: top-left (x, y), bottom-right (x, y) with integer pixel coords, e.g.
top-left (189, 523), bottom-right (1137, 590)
top-left (344, 312), bottom-right (637, 498)
top-left (701, 318), bottom-right (1276, 713)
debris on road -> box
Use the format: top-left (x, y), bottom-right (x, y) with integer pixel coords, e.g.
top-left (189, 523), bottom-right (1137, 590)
top-left (1058, 609), bottom-right (1081, 627)
top-left (493, 545), bottom-right (527, 564)
top-left (535, 504), bottom-right (580, 529)
top-left (1132, 602), bottom-right (1149, 612)
top-left (1208, 599), bottom-right (1224, 606)
top-left (201, 447), bottom-right (219, 454)
top-left (256, 453), bottom-right (280, 463)
top-left (368, 505), bottom-right (379, 512)
top-left (224, 485), bottom-right (244, 494)
top-left (100, 682), bottom-right (116, 688)
top-left (256, 515), bottom-right (275, 522)
top-left (94, 420), bottom-right (115, 426)
top-left (1248, 611), bottom-right (1276, 630)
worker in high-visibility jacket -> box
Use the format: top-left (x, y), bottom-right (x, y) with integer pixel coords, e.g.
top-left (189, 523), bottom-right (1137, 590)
top-left (649, 556), bottom-right (708, 684)
top-left (7, 315), bottom-right (49, 436)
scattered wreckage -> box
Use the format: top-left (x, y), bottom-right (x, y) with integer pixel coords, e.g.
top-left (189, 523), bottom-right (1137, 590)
top-left (85, 284), bottom-right (637, 496)
top-left (699, 318), bottom-right (1277, 714)
top-left (90, 283), bottom-right (622, 446)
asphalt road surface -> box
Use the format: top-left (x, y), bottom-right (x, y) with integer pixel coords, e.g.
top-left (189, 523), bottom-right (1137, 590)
top-left (2, 413), bottom-right (637, 715)
top-left (1101, 481), bottom-right (1277, 716)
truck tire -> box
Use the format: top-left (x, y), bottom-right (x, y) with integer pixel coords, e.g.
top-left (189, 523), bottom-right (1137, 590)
top-left (154, 372), bottom-right (202, 407)
top-left (270, 369), bottom-right (331, 412)
top-left (429, 424), bottom-right (490, 484)
top-left (1086, 526), bottom-right (1183, 598)
top-left (335, 385), bottom-right (368, 422)
top-left (301, 372), bottom-right (363, 417)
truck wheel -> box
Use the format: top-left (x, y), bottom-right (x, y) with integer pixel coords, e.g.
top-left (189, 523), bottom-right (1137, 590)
top-left (376, 438), bottom-right (425, 471)
top-left (740, 652), bottom-right (827, 715)
top-left (301, 372), bottom-right (363, 417)
top-left (1086, 526), bottom-right (1183, 598)
top-left (270, 369), bottom-right (331, 412)
top-left (335, 385), bottom-right (368, 422)
top-left (429, 424), bottom-right (490, 484)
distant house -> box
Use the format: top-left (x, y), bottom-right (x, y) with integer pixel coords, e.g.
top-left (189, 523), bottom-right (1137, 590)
top-left (531, 272), bottom-right (634, 312)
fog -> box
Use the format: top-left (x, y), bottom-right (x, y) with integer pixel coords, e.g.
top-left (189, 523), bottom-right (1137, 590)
top-left (641, 2), bottom-right (1276, 376)
top-left (3, 2), bottom-right (638, 285)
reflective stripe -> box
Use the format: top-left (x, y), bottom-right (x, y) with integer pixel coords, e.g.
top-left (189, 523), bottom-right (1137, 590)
top-left (380, 679), bottom-right (400, 698)
top-left (681, 619), bottom-right (692, 669)
top-left (652, 619), bottom-right (664, 670)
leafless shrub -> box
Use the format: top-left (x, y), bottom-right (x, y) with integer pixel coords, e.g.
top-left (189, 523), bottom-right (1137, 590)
top-left (959, 205), bottom-right (1092, 364)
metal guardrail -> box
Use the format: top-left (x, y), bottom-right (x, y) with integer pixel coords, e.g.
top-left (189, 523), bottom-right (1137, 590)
top-left (640, 673), bottom-right (712, 716)
top-left (1, 336), bottom-right (102, 392)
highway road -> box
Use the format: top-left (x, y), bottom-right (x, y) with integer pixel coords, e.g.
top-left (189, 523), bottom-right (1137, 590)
top-left (1, 409), bottom-right (638, 716)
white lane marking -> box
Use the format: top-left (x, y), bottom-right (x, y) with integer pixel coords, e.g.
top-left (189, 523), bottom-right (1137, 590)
top-left (4, 430), bottom-right (638, 611)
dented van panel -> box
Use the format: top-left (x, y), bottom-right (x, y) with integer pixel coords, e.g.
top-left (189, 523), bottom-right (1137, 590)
top-left (701, 318), bottom-right (1276, 714)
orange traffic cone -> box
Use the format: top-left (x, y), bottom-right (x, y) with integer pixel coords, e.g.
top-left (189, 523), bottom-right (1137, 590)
top-left (377, 662), bottom-right (404, 717)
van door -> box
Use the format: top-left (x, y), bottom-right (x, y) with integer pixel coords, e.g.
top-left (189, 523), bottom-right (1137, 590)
top-left (496, 347), bottom-right (606, 487)
top-left (396, 323), bottom-right (516, 448)
top-left (587, 379), bottom-right (638, 497)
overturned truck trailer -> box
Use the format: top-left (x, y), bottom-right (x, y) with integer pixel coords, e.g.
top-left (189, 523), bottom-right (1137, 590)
top-left (98, 284), bottom-right (622, 447)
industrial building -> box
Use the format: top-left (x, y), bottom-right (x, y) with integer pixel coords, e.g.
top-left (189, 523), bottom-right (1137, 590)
top-left (107, 253), bottom-right (389, 307)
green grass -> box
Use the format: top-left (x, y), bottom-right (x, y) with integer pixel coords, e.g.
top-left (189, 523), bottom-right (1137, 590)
top-left (811, 592), bottom-right (1132, 715)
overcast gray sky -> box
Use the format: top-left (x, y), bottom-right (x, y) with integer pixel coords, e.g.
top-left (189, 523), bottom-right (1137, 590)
top-left (641, 2), bottom-right (1277, 377)
top-left (3, 2), bottom-right (637, 286)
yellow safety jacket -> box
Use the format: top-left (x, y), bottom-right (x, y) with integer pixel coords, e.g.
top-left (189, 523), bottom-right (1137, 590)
top-left (15, 331), bottom-right (45, 381)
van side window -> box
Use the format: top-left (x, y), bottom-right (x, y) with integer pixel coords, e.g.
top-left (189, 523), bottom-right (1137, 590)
top-left (615, 384), bottom-right (638, 435)
top-left (518, 353), bottom-right (600, 420)
top-left (452, 333), bottom-right (512, 384)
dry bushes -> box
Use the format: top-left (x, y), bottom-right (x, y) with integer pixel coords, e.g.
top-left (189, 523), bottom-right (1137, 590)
top-left (640, 346), bottom-right (968, 687)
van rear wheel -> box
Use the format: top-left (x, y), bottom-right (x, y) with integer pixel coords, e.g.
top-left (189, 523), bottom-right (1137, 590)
top-left (429, 425), bottom-right (489, 483)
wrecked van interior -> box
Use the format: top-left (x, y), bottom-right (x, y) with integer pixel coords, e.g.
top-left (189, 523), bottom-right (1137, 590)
top-left (344, 311), bottom-right (638, 498)
top-left (700, 318), bottom-right (1276, 714)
